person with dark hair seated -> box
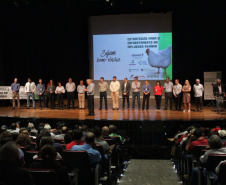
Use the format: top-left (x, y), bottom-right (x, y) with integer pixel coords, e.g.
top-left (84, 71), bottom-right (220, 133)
top-left (81, 124), bottom-right (88, 140)
top-left (33, 136), bottom-right (62, 159)
top-left (64, 130), bottom-right (74, 144)
top-left (93, 126), bottom-right (109, 153)
top-left (36, 129), bottom-right (63, 154)
top-left (0, 131), bottom-right (25, 167)
top-left (71, 132), bottom-right (101, 166)
top-left (191, 135), bottom-right (226, 185)
top-left (0, 141), bottom-right (34, 185)
top-left (0, 126), bottom-right (7, 134)
top-left (66, 129), bottom-right (84, 150)
top-left (109, 125), bottom-right (123, 142)
top-left (54, 126), bottom-right (68, 139)
top-left (185, 128), bottom-right (208, 153)
top-left (31, 145), bottom-right (69, 185)
top-left (8, 122), bottom-right (20, 133)
top-left (15, 133), bottom-right (31, 150)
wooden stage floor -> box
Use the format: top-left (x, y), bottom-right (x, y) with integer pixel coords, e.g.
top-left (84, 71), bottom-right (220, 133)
top-left (0, 99), bottom-right (225, 121)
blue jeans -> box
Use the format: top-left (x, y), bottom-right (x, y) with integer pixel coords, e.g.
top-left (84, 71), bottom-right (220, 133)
top-left (27, 92), bottom-right (35, 108)
top-left (132, 92), bottom-right (141, 108)
top-left (216, 97), bottom-right (223, 111)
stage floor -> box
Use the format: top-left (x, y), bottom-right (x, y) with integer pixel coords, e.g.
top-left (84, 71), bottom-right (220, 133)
top-left (0, 99), bottom-right (225, 121)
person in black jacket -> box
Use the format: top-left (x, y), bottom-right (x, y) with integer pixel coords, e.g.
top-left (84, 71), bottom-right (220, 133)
top-left (121, 78), bottom-right (131, 109)
top-left (213, 79), bottom-right (225, 113)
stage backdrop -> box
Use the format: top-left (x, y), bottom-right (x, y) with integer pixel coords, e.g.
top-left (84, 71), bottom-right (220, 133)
top-left (0, 86), bottom-right (38, 100)
top-left (204, 71), bottom-right (222, 100)
top-left (89, 13), bottom-right (172, 98)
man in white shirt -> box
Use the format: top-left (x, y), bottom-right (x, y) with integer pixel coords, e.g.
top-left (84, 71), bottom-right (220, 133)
top-left (84, 79), bottom-right (95, 116)
top-left (173, 79), bottom-right (182, 111)
top-left (77, 80), bottom-right (86, 109)
top-left (65, 77), bottom-right (76, 109)
top-left (193, 79), bottom-right (204, 112)
top-left (163, 77), bottom-right (173, 110)
top-left (110, 76), bottom-right (120, 110)
top-left (25, 78), bottom-right (36, 109)
top-left (132, 77), bottom-right (141, 109)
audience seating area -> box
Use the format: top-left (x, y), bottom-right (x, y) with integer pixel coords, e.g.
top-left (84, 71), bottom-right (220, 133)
top-left (0, 121), bottom-right (131, 185)
top-left (171, 125), bottom-right (226, 185)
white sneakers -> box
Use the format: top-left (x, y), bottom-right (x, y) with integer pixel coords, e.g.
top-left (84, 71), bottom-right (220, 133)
top-left (183, 110), bottom-right (191, 113)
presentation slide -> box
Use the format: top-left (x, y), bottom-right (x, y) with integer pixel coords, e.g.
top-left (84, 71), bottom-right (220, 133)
top-left (93, 32), bottom-right (172, 80)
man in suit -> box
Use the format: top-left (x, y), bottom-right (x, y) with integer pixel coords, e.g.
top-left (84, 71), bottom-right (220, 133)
top-left (213, 79), bottom-right (225, 113)
top-left (121, 78), bottom-right (131, 109)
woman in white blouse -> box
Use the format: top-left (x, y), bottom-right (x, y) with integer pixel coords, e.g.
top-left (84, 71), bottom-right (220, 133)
top-left (55, 82), bottom-right (65, 110)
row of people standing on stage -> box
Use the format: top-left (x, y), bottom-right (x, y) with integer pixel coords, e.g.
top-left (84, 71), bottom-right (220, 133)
top-left (10, 76), bottom-right (225, 113)
top-left (11, 77), bottom-right (83, 110)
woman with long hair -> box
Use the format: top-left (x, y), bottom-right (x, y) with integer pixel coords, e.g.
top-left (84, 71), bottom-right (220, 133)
top-left (154, 81), bottom-right (163, 110)
top-left (182, 80), bottom-right (191, 112)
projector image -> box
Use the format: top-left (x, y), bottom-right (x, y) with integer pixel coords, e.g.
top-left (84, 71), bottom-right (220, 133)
top-left (146, 45), bottom-right (172, 75)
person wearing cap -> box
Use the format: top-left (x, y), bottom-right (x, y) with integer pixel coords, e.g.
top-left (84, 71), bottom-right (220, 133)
top-left (11, 78), bottom-right (20, 109)
top-left (77, 80), bottom-right (86, 109)
top-left (193, 79), bottom-right (204, 112)
top-left (121, 78), bottom-right (131, 109)
top-left (110, 76), bottom-right (120, 110)
top-left (132, 77), bottom-right (141, 109)
top-left (99, 77), bottom-right (108, 110)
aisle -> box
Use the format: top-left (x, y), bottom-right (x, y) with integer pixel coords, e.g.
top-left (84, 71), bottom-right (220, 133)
top-left (119, 159), bottom-right (181, 185)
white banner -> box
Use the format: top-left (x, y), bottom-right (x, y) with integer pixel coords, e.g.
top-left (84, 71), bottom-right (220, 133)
top-left (0, 86), bottom-right (38, 100)
top-left (204, 71), bottom-right (222, 100)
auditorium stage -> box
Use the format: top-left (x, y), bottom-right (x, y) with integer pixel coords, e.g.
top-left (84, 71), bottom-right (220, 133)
top-left (0, 99), bottom-right (225, 121)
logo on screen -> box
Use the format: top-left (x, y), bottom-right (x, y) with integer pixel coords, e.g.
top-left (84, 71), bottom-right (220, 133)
top-left (131, 54), bottom-right (143, 59)
top-left (129, 60), bottom-right (136, 66)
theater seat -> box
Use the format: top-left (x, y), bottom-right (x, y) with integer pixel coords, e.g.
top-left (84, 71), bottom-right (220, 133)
top-left (24, 151), bottom-right (38, 168)
top-left (26, 168), bottom-right (60, 185)
top-left (62, 150), bottom-right (99, 185)
top-left (217, 161), bottom-right (226, 184)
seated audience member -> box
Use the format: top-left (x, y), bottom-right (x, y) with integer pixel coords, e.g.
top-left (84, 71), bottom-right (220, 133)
top-left (11, 132), bottom-right (19, 141)
top-left (191, 135), bottom-right (226, 185)
top-left (81, 124), bottom-right (89, 140)
top-left (0, 131), bottom-right (24, 160)
top-left (177, 126), bottom-right (195, 146)
top-left (0, 126), bottom-right (7, 134)
top-left (109, 125), bottom-right (123, 142)
top-left (8, 122), bottom-right (20, 133)
top-left (218, 129), bottom-right (226, 143)
top-left (212, 126), bottom-right (222, 135)
top-left (44, 123), bottom-right (55, 139)
top-left (36, 129), bottom-right (63, 154)
top-left (204, 127), bottom-right (211, 138)
top-left (33, 136), bottom-right (62, 159)
top-left (28, 123), bottom-right (38, 135)
top-left (66, 129), bottom-right (84, 150)
top-left (31, 145), bottom-right (69, 185)
top-left (55, 126), bottom-right (68, 139)
top-left (174, 125), bottom-right (188, 141)
top-left (64, 130), bottom-right (74, 144)
top-left (19, 127), bottom-right (30, 136)
top-left (102, 126), bottom-right (111, 139)
top-left (93, 126), bottom-right (110, 153)
top-left (71, 132), bottom-right (101, 166)
top-left (15, 133), bottom-right (31, 150)
top-left (185, 128), bottom-right (208, 153)
top-left (0, 141), bottom-right (34, 185)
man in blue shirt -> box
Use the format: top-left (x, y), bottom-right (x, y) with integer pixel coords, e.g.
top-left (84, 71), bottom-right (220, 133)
top-left (71, 132), bottom-right (101, 166)
top-left (37, 79), bottom-right (46, 110)
top-left (142, 80), bottom-right (151, 110)
top-left (11, 78), bottom-right (20, 109)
